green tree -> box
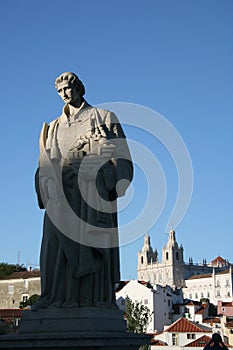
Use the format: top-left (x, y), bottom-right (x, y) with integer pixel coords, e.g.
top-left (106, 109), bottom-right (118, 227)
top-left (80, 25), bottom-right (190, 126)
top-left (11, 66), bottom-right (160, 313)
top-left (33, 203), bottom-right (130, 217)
top-left (0, 263), bottom-right (26, 280)
top-left (125, 297), bottom-right (152, 350)
top-left (19, 294), bottom-right (40, 309)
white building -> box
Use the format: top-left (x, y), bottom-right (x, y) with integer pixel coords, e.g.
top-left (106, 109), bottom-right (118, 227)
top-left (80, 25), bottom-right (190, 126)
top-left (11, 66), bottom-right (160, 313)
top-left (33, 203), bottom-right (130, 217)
top-left (116, 279), bottom-right (173, 333)
top-left (183, 267), bottom-right (233, 305)
top-left (152, 317), bottom-right (213, 349)
top-left (0, 270), bottom-right (40, 309)
top-left (138, 231), bottom-right (185, 288)
top-left (137, 231), bottom-right (231, 290)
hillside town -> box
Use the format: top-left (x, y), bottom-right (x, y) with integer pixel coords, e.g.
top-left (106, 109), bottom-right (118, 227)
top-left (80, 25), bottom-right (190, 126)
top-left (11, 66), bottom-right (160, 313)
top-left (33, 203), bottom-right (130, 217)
top-left (0, 229), bottom-right (232, 349)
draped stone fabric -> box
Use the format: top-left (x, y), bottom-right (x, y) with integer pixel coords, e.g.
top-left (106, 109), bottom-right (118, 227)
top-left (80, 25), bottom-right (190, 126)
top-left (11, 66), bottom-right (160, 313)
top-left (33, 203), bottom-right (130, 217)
top-left (33, 103), bottom-right (133, 309)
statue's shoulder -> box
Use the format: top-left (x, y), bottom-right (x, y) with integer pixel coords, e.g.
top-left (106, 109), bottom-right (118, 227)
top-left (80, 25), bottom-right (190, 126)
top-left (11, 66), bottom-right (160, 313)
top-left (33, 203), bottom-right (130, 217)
top-left (40, 117), bottom-right (58, 130)
top-left (94, 107), bottom-right (109, 115)
top-left (39, 117), bottom-right (59, 146)
top-left (48, 117), bottom-right (59, 128)
top-left (94, 107), bottom-right (119, 124)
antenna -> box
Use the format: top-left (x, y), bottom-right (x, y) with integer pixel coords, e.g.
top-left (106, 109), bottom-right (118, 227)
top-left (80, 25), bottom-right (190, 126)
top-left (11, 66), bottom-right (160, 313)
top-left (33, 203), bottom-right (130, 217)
top-left (17, 251), bottom-right (20, 266)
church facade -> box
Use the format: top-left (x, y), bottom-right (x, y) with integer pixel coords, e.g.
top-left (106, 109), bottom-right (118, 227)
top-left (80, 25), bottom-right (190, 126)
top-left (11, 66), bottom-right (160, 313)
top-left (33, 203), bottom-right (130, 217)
top-left (137, 230), bottom-right (229, 289)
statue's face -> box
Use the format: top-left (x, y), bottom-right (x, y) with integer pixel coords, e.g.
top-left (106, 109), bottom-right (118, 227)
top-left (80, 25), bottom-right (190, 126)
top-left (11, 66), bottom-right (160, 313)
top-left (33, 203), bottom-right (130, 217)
top-left (56, 81), bottom-right (80, 105)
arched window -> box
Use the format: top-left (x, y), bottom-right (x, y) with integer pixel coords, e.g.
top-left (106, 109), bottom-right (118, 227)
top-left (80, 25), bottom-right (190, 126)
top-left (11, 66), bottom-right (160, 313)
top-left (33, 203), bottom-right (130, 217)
top-left (141, 256), bottom-right (144, 264)
top-left (166, 252), bottom-right (169, 260)
top-left (176, 252), bottom-right (179, 260)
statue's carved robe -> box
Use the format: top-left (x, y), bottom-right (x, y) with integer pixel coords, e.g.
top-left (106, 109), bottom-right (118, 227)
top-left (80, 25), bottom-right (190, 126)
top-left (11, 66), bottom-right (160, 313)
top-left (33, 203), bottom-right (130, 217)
top-left (34, 102), bottom-right (133, 309)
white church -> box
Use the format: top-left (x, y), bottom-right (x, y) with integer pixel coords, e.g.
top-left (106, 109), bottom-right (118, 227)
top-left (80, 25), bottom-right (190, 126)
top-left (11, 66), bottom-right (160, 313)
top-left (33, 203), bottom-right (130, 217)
top-left (137, 229), bottom-right (231, 290)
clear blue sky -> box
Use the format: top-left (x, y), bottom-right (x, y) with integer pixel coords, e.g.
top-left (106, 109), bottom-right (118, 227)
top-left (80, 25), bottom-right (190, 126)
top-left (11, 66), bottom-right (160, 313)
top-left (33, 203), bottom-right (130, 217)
top-left (0, 0), bottom-right (232, 279)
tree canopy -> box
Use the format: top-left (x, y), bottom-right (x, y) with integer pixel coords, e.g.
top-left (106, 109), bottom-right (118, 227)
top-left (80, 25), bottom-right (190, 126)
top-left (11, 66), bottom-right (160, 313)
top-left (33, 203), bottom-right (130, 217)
top-left (0, 263), bottom-right (26, 280)
top-left (19, 294), bottom-right (40, 309)
top-left (125, 297), bottom-right (152, 333)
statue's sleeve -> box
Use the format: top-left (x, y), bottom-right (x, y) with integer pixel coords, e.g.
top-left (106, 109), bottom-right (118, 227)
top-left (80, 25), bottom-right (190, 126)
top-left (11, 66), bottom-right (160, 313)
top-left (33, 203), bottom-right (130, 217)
top-left (102, 111), bottom-right (133, 198)
top-left (35, 123), bottom-right (50, 209)
top-left (35, 168), bottom-right (45, 209)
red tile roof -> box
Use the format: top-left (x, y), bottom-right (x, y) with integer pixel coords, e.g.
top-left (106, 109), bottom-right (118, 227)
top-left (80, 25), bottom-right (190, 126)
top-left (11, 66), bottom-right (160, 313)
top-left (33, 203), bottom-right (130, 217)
top-left (186, 301), bottom-right (202, 306)
top-left (1, 270), bottom-right (40, 280)
top-left (225, 321), bottom-right (233, 328)
top-left (151, 339), bottom-right (168, 346)
top-left (188, 274), bottom-right (212, 280)
top-left (0, 309), bottom-right (23, 317)
top-left (203, 317), bottom-right (221, 324)
top-left (188, 268), bottom-right (230, 280)
top-left (220, 302), bottom-right (233, 307)
top-left (211, 256), bottom-right (226, 264)
top-left (0, 309), bottom-right (23, 324)
top-left (184, 335), bottom-right (211, 347)
top-left (164, 318), bottom-right (212, 333)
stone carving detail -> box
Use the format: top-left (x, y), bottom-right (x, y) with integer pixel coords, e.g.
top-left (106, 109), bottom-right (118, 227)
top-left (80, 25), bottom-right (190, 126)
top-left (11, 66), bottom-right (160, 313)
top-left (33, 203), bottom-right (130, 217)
top-left (33, 72), bottom-right (133, 310)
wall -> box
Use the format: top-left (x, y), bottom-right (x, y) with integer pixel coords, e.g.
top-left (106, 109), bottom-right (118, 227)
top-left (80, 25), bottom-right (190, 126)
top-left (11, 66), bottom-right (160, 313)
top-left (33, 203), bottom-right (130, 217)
top-left (0, 277), bottom-right (40, 309)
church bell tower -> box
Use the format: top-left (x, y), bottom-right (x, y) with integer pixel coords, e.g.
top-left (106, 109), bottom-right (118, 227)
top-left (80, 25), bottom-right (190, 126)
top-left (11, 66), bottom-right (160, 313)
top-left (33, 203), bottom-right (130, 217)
top-left (162, 229), bottom-right (184, 287)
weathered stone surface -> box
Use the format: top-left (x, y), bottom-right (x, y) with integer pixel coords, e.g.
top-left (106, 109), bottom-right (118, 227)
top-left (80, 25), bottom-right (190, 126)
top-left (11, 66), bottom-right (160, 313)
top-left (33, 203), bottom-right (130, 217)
top-left (18, 307), bottom-right (126, 333)
top-left (34, 72), bottom-right (133, 310)
top-left (0, 331), bottom-right (151, 349)
top-left (0, 307), bottom-right (151, 349)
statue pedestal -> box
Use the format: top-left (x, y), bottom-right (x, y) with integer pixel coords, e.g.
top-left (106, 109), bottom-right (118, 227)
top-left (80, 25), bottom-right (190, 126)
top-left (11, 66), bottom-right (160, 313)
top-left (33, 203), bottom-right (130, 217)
top-left (0, 308), bottom-right (151, 349)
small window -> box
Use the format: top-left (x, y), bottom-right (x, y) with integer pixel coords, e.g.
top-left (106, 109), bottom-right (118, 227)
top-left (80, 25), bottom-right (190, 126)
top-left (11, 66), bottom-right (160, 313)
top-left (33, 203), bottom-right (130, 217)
top-left (176, 252), bottom-right (179, 260)
top-left (217, 290), bottom-right (220, 297)
top-left (166, 252), bottom-right (169, 260)
top-left (187, 334), bottom-right (196, 339)
top-left (14, 318), bottom-right (20, 327)
top-left (8, 285), bottom-right (14, 294)
top-left (172, 333), bottom-right (178, 346)
top-left (22, 295), bottom-right (28, 303)
top-left (141, 256), bottom-right (143, 264)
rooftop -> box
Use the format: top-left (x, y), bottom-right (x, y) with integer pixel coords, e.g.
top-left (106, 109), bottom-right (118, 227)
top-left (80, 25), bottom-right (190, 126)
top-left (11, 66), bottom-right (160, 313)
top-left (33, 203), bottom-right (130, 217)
top-left (0, 270), bottom-right (40, 280)
top-left (164, 317), bottom-right (212, 333)
top-left (0, 309), bottom-right (24, 323)
top-left (184, 335), bottom-right (211, 347)
top-left (211, 256), bottom-right (226, 264)
top-left (203, 317), bottom-right (221, 324)
top-left (187, 268), bottom-right (231, 280)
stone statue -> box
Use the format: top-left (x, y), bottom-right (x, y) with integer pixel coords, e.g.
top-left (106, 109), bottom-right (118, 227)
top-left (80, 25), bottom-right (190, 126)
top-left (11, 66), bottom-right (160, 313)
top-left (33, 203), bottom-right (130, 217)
top-left (33, 72), bottom-right (133, 310)
top-left (203, 333), bottom-right (229, 350)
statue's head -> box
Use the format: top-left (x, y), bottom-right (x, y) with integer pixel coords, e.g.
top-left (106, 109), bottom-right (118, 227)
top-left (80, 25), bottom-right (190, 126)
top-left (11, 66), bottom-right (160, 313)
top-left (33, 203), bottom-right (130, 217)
top-left (55, 72), bottom-right (85, 97)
